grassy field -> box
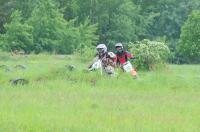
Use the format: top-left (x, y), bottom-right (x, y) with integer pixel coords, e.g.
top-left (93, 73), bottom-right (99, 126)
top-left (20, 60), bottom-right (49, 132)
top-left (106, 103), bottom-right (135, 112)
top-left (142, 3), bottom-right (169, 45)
top-left (0, 54), bottom-right (200, 132)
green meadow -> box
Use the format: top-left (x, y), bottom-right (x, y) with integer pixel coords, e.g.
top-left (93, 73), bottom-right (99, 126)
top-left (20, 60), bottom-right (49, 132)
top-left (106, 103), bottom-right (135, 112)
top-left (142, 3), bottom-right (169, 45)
top-left (0, 54), bottom-right (200, 131)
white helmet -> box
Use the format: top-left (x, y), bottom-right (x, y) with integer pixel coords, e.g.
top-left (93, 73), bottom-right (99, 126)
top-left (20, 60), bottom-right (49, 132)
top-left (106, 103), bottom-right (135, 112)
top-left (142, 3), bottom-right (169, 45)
top-left (115, 43), bottom-right (123, 48)
top-left (96, 44), bottom-right (107, 55)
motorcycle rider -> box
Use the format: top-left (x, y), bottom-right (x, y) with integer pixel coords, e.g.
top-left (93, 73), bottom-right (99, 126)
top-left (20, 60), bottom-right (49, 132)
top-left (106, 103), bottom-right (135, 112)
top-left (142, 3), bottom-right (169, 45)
top-left (115, 43), bottom-right (137, 78)
top-left (88, 44), bottom-right (116, 75)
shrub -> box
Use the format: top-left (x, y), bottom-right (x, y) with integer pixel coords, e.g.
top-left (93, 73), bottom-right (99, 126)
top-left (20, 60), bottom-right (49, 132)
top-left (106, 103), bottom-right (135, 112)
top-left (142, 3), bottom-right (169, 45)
top-left (129, 39), bottom-right (170, 70)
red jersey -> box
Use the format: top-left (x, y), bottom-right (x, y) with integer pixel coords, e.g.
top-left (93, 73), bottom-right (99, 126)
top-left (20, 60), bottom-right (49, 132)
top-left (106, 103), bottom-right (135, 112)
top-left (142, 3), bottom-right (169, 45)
top-left (115, 51), bottom-right (134, 65)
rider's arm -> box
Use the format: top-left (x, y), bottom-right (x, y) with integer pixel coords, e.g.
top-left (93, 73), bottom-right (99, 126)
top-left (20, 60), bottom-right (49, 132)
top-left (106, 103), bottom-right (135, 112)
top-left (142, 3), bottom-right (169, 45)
top-left (110, 58), bottom-right (117, 68)
top-left (112, 57), bottom-right (117, 67)
top-left (125, 51), bottom-right (134, 59)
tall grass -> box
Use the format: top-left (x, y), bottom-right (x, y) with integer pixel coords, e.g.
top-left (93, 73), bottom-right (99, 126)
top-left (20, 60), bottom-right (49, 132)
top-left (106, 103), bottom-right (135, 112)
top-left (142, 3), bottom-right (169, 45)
top-left (0, 54), bottom-right (200, 131)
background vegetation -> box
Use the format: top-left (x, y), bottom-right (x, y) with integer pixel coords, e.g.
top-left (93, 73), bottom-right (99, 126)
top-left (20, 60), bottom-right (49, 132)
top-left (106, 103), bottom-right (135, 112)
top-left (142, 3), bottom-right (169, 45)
top-left (0, 0), bottom-right (200, 64)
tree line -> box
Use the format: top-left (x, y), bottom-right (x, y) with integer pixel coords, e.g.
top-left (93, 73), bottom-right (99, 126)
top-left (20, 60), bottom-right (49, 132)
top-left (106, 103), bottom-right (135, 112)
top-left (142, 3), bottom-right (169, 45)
top-left (0, 0), bottom-right (199, 63)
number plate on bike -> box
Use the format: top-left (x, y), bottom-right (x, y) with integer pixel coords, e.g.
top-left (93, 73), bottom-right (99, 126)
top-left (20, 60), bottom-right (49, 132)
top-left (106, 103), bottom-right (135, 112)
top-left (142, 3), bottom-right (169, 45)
top-left (122, 61), bottom-right (133, 72)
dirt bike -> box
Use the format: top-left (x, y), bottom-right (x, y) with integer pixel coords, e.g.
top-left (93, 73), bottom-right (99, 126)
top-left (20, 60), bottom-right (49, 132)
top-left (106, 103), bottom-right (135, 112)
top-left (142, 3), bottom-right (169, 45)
top-left (88, 59), bottom-right (103, 75)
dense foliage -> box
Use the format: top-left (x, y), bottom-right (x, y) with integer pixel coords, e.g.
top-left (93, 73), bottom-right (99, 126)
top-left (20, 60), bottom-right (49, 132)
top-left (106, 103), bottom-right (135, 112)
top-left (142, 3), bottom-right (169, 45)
top-left (0, 0), bottom-right (199, 63)
top-left (129, 39), bottom-right (170, 70)
top-left (177, 11), bottom-right (200, 63)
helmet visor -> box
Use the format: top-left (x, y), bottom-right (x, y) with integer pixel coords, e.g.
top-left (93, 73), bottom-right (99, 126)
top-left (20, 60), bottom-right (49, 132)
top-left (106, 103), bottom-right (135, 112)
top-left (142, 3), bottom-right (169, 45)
top-left (97, 48), bottom-right (104, 53)
top-left (116, 46), bottom-right (122, 51)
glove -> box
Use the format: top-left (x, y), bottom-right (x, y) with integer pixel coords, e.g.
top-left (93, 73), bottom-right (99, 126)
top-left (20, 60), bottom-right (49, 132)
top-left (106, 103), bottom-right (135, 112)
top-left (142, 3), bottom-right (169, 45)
top-left (131, 56), bottom-right (136, 60)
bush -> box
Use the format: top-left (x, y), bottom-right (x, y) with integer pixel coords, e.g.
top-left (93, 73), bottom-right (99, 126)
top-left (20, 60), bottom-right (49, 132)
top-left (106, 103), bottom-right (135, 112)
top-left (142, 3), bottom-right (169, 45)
top-left (129, 39), bottom-right (170, 70)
